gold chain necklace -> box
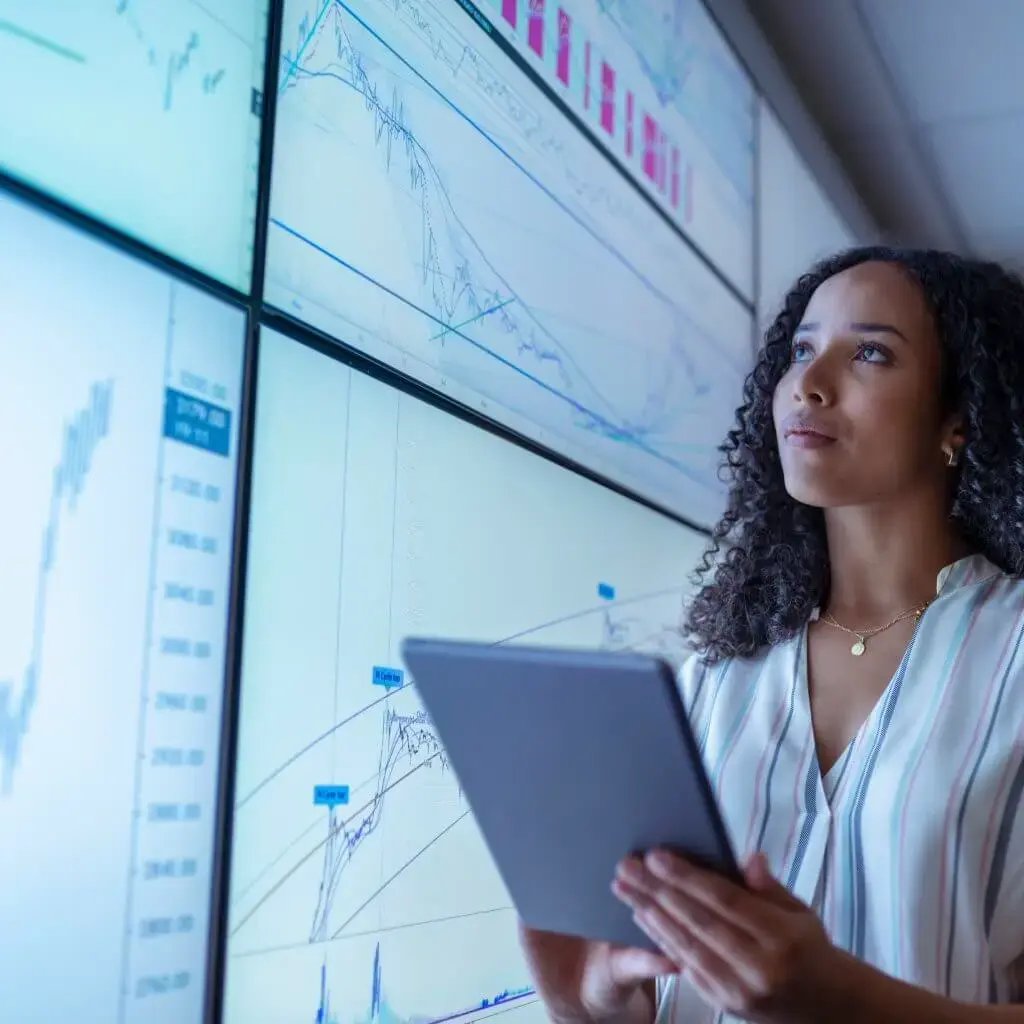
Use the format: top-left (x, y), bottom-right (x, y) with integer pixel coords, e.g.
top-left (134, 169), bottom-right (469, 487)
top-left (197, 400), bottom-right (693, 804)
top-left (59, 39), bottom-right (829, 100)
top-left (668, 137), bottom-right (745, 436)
top-left (821, 601), bottom-right (931, 657)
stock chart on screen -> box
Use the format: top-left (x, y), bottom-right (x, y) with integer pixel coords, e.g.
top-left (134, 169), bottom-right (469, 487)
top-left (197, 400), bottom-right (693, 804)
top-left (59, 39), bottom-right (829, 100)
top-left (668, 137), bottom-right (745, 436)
top-left (0, 194), bottom-right (244, 1023)
top-left (0, 0), bottom-right (269, 287)
top-left (265, 0), bottom-right (754, 527)
top-left (223, 328), bottom-right (706, 1023)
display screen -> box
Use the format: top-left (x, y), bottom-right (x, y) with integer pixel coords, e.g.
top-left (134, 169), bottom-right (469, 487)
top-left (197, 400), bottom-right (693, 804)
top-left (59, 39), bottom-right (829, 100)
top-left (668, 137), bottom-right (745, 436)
top-left (223, 326), bottom-right (706, 1022)
top-left (264, 0), bottom-right (753, 526)
top-left (0, 1), bottom-right (270, 288)
top-left (0, 193), bottom-right (245, 1022)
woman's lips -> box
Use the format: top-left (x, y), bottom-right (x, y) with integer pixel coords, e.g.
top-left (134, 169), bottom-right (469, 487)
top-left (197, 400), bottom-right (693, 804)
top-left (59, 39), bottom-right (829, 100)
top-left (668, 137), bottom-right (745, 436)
top-left (784, 428), bottom-right (836, 450)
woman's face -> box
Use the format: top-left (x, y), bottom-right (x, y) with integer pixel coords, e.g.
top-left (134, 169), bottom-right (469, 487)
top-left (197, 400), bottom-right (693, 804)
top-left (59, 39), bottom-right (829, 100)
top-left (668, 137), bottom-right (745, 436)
top-left (772, 261), bottom-right (957, 509)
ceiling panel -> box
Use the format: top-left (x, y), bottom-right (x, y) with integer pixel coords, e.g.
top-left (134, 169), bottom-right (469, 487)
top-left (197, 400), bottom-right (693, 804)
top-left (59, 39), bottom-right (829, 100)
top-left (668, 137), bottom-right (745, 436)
top-left (922, 112), bottom-right (1024, 256)
top-left (746, 0), bottom-right (1024, 261)
top-left (753, 0), bottom-right (904, 130)
top-left (856, 0), bottom-right (1024, 125)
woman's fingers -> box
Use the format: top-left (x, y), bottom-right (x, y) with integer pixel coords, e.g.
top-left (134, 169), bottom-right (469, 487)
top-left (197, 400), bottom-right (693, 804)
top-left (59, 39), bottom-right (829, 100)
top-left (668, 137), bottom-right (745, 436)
top-left (607, 943), bottom-right (678, 985)
top-left (632, 904), bottom-right (747, 1006)
top-left (621, 853), bottom-right (781, 946)
top-left (615, 874), bottom-right (771, 994)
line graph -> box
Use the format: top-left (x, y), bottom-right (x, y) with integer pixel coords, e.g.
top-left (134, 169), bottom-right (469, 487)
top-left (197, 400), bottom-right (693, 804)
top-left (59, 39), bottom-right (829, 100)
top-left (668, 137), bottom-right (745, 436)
top-left (112, 1), bottom-right (229, 111)
top-left (222, 330), bottom-right (705, 1022)
top-left (0, 382), bottom-right (112, 794)
top-left (267, 0), bottom-right (752, 526)
top-left (0, 0), bottom-right (269, 287)
top-left (313, 947), bottom-right (537, 1024)
top-left (0, 192), bottom-right (246, 1024)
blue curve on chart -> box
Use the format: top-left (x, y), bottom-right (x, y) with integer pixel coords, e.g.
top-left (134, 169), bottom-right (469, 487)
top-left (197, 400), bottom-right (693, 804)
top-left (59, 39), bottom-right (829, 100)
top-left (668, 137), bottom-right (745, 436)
top-left (310, 707), bottom-right (450, 941)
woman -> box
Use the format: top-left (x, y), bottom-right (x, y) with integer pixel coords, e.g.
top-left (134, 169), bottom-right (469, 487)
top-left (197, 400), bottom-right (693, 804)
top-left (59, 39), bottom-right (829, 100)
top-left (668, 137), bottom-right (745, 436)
top-left (522, 248), bottom-right (1024, 1023)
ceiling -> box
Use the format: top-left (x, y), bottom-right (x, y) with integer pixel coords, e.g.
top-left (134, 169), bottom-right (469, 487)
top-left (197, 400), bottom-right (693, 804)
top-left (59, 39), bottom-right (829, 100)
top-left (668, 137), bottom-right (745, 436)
top-left (746, 0), bottom-right (1024, 268)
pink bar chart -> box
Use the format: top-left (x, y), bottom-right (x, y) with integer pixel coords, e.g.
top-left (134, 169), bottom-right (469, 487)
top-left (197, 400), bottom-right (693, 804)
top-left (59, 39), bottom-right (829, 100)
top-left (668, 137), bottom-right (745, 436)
top-left (492, 0), bottom-right (693, 221)
top-left (625, 90), bottom-right (634, 156)
top-left (528, 0), bottom-right (545, 56)
top-left (556, 9), bottom-right (571, 84)
top-left (600, 61), bottom-right (615, 135)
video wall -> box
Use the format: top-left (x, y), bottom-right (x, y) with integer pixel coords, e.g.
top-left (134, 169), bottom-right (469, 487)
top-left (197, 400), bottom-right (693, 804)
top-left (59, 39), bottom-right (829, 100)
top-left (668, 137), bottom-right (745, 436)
top-left (0, 1), bottom-right (853, 1021)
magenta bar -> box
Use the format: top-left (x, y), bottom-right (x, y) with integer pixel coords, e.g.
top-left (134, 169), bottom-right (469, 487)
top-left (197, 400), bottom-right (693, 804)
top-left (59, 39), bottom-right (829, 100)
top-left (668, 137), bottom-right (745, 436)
top-left (601, 62), bottom-right (615, 134)
top-left (658, 130), bottom-right (668, 191)
top-left (503, 0), bottom-right (517, 28)
top-left (643, 114), bottom-right (658, 180)
top-left (584, 40), bottom-right (591, 108)
top-left (625, 91), bottom-right (634, 156)
top-left (671, 146), bottom-right (680, 207)
top-left (528, 0), bottom-right (544, 55)
top-left (557, 9), bottom-right (571, 84)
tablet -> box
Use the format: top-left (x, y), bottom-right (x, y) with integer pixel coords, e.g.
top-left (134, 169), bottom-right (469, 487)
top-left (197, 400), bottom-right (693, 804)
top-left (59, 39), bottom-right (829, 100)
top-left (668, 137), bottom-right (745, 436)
top-left (400, 638), bottom-right (741, 952)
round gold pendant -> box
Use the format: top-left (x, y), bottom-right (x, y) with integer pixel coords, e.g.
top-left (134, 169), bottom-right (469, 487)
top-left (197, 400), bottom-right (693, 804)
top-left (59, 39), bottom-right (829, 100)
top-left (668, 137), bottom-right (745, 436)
top-left (851, 640), bottom-right (866, 657)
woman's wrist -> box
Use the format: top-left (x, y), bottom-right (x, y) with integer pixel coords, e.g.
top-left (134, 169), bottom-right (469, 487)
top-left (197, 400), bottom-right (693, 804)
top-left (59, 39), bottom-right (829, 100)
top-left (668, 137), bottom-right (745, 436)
top-left (801, 945), bottom-right (885, 1024)
top-left (818, 948), bottom-right (982, 1024)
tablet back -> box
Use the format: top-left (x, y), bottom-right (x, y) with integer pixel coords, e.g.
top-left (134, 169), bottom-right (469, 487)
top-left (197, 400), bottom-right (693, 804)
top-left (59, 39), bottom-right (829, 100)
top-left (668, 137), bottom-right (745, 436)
top-left (401, 639), bottom-right (739, 951)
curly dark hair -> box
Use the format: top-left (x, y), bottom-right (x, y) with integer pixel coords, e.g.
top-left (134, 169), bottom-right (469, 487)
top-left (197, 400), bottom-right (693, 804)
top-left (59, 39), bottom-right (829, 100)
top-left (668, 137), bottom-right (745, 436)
top-left (685, 246), bottom-right (1024, 664)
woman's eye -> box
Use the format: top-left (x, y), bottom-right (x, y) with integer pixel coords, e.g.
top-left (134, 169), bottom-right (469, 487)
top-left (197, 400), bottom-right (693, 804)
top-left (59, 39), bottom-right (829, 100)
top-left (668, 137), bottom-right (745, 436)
top-left (855, 342), bottom-right (891, 364)
top-left (791, 341), bottom-right (812, 362)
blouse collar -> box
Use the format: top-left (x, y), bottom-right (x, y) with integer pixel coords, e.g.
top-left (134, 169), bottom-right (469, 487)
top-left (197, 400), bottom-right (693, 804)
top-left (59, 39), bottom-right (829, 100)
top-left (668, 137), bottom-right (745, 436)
top-left (809, 553), bottom-right (1003, 622)
top-left (935, 553), bottom-right (1003, 595)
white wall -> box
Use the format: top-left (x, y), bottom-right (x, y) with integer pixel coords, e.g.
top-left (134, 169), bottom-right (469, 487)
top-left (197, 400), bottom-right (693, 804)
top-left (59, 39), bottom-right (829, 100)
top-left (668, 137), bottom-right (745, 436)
top-left (757, 100), bottom-right (860, 332)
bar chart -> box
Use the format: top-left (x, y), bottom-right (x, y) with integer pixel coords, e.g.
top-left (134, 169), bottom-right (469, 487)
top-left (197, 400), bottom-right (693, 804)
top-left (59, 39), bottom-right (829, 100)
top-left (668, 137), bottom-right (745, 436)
top-left (486, 0), bottom-right (755, 296)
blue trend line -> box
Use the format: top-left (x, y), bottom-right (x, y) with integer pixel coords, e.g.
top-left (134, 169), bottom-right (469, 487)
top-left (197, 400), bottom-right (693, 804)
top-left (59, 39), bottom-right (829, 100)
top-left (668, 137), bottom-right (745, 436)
top-left (0, 19), bottom-right (86, 63)
top-left (279, 0), bottom-right (332, 94)
top-left (0, 381), bottom-right (114, 794)
top-left (272, 217), bottom-right (697, 480)
top-left (430, 297), bottom-right (515, 341)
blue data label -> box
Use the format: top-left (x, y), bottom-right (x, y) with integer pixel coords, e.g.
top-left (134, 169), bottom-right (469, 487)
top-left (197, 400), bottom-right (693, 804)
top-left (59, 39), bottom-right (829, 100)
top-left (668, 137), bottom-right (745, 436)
top-left (372, 666), bottom-right (404, 690)
top-left (163, 387), bottom-right (232, 456)
top-left (314, 784), bottom-right (350, 808)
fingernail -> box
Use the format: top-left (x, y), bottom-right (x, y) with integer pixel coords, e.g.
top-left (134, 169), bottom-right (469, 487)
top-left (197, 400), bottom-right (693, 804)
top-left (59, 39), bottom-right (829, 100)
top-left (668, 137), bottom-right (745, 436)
top-left (618, 857), bottom-right (644, 883)
top-left (646, 849), bottom-right (677, 873)
top-left (611, 879), bottom-right (635, 903)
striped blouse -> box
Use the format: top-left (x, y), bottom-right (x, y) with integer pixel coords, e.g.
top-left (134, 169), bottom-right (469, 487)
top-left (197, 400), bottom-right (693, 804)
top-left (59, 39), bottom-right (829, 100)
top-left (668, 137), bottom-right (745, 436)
top-left (658, 553), bottom-right (1024, 1023)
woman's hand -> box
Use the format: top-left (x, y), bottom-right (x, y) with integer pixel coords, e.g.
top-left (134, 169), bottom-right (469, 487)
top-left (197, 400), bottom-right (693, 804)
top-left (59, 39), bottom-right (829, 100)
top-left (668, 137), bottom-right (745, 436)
top-left (518, 921), bottom-right (674, 1024)
top-left (612, 850), bottom-right (854, 1024)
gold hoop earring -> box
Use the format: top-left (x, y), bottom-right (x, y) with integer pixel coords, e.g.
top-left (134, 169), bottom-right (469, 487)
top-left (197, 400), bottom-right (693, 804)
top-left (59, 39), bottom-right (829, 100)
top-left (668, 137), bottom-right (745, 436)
top-left (944, 445), bottom-right (960, 469)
